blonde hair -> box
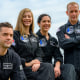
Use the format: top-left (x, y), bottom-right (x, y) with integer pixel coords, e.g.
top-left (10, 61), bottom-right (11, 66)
top-left (15, 8), bottom-right (34, 36)
top-left (67, 2), bottom-right (79, 11)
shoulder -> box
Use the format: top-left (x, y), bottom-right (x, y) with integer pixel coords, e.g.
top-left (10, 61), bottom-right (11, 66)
top-left (59, 24), bottom-right (66, 30)
top-left (8, 48), bottom-right (20, 60)
top-left (33, 33), bottom-right (38, 38)
top-left (51, 37), bottom-right (58, 43)
top-left (31, 33), bottom-right (39, 39)
top-left (13, 30), bottom-right (20, 37)
top-left (29, 33), bottom-right (39, 43)
top-left (14, 30), bottom-right (19, 34)
top-left (36, 30), bottom-right (40, 35)
top-left (56, 24), bottom-right (67, 34)
top-left (49, 33), bottom-right (58, 43)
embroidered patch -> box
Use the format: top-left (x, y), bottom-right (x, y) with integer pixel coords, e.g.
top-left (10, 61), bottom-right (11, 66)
top-left (12, 40), bottom-right (16, 46)
top-left (20, 65), bottom-right (23, 70)
top-left (20, 36), bottom-right (29, 42)
top-left (66, 26), bottom-right (74, 34)
top-left (3, 63), bottom-right (13, 69)
top-left (39, 38), bottom-right (47, 47)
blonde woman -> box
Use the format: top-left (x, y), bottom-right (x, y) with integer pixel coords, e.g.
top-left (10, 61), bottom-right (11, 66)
top-left (12, 8), bottom-right (54, 80)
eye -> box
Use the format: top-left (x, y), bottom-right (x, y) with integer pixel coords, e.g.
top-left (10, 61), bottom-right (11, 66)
top-left (23, 15), bottom-right (26, 18)
top-left (48, 20), bottom-right (51, 23)
top-left (28, 15), bottom-right (32, 18)
top-left (70, 11), bottom-right (73, 13)
top-left (3, 33), bottom-right (8, 36)
top-left (10, 34), bottom-right (13, 37)
top-left (75, 10), bottom-right (78, 13)
top-left (43, 20), bottom-right (46, 23)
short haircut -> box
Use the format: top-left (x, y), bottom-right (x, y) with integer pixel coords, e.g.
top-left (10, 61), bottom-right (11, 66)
top-left (0, 22), bottom-right (13, 31)
top-left (67, 2), bottom-right (79, 11)
top-left (37, 14), bottom-right (51, 24)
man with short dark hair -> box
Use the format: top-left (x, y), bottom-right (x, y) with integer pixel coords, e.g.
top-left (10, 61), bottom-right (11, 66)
top-left (0, 22), bottom-right (26, 80)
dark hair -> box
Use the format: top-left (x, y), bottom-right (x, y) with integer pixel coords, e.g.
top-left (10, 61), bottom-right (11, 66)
top-left (0, 22), bottom-right (13, 30)
top-left (37, 14), bottom-right (51, 23)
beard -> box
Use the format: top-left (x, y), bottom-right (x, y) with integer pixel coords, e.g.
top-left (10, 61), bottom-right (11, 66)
top-left (3, 43), bottom-right (12, 48)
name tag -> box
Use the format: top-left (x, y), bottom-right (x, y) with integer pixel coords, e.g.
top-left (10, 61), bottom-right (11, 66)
top-left (75, 29), bottom-right (80, 34)
top-left (3, 63), bottom-right (13, 69)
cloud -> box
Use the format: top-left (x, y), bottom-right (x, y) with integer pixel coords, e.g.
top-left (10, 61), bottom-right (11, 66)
top-left (0, 0), bottom-right (80, 36)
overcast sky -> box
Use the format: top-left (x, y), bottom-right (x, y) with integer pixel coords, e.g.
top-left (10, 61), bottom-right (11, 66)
top-left (0, 0), bottom-right (80, 38)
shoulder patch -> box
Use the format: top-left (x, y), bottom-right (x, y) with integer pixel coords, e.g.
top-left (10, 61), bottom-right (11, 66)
top-left (20, 65), bottom-right (23, 70)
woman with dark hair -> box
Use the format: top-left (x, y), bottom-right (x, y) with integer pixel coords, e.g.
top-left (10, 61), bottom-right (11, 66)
top-left (36, 14), bottom-right (76, 80)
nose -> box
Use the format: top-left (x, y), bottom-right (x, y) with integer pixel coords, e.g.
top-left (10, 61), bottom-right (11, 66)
top-left (25, 16), bottom-right (29, 19)
top-left (73, 12), bottom-right (76, 15)
top-left (45, 21), bottom-right (49, 24)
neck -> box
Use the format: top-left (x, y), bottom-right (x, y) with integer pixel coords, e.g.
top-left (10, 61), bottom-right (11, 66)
top-left (40, 30), bottom-right (49, 40)
top-left (0, 47), bottom-right (7, 56)
top-left (24, 26), bottom-right (30, 35)
top-left (69, 20), bottom-right (78, 25)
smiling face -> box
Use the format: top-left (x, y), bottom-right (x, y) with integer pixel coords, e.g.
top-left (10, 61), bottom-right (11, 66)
top-left (38, 16), bottom-right (51, 33)
top-left (66, 4), bottom-right (80, 24)
top-left (0, 27), bottom-right (13, 48)
top-left (22, 11), bottom-right (32, 27)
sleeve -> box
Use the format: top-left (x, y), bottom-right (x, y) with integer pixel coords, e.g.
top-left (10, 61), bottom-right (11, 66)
top-left (11, 31), bottom-right (26, 67)
top-left (10, 53), bottom-right (27, 80)
top-left (52, 38), bottom-right (63, 65)
top-left (56, 26), bottom-right (78, 49)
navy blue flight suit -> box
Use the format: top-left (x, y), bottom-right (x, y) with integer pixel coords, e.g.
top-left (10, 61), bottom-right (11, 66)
top-left (37, 30), bottom-right (76, 80)
top-left (56, 21), bottom-right (80, 80)
top-left (0, 48), bottom-right (26, 80)
top-left (11, 31), bottom-right (54, 80)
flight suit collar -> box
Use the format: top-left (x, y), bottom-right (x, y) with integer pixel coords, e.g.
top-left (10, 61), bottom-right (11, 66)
top-left (37, 30), bottom-right (52, 39)
top-left (67, 20), bottom-right (80, 26)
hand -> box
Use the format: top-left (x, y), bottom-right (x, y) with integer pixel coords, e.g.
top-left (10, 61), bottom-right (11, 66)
top-left (32, 63), bottom-right (40, 72)
top-left (31, 59), bottom-right (40, 65)
top-left (25, 59), bottom-right (40, 67)
top-left (65, 34), bottom-right (70, 39)
top-left (54, 66), bottom-right (61, 78)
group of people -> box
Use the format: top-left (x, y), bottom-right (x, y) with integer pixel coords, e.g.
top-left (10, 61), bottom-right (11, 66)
top-left (0, 1), bottom-right (80, 80)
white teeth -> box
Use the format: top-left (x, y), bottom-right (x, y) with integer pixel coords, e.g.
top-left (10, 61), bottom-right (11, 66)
top-left (24, 21), bottom-right (30, 22)
top-left (44, 26), bottom-right (49, 27)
